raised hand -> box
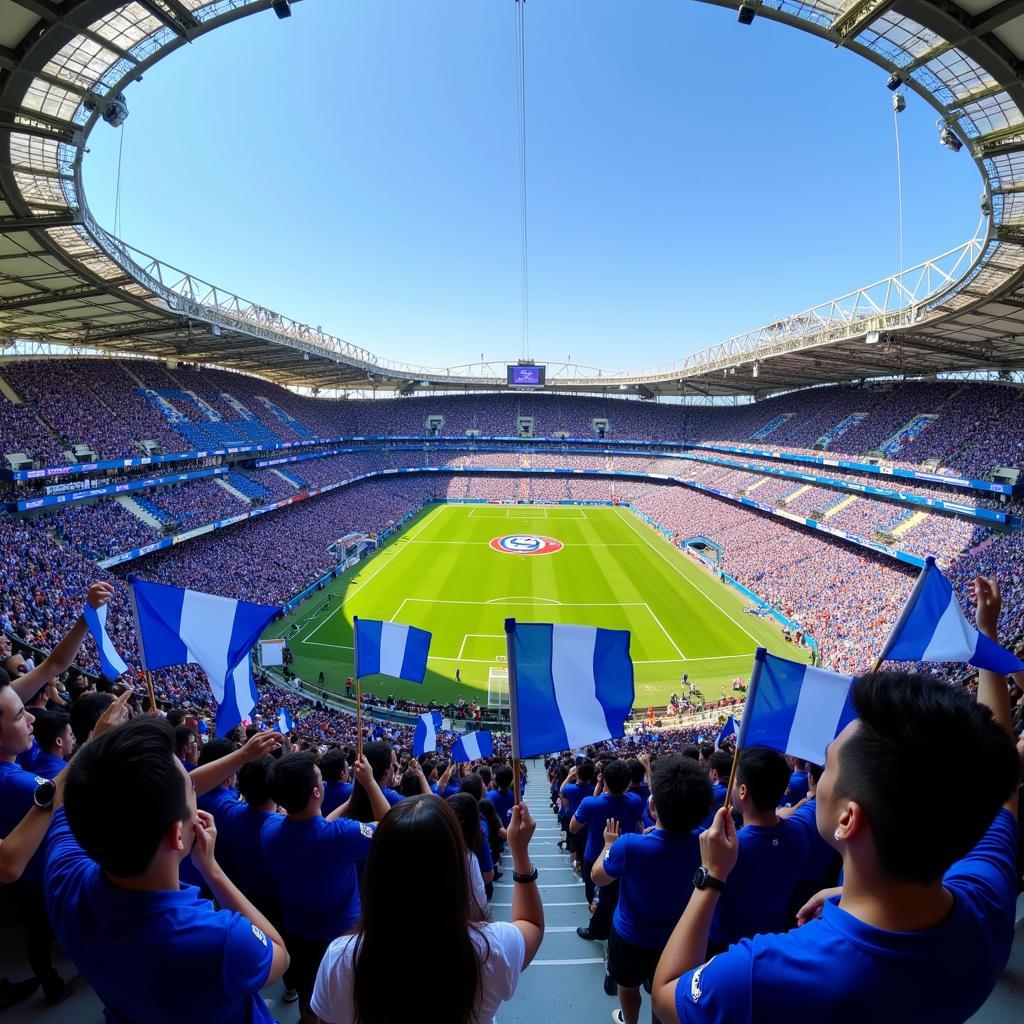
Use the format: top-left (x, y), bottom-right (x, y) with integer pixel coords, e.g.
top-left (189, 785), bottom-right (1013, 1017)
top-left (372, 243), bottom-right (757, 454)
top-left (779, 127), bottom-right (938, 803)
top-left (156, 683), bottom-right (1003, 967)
top-left (85, 582), bottom-right (115, 610)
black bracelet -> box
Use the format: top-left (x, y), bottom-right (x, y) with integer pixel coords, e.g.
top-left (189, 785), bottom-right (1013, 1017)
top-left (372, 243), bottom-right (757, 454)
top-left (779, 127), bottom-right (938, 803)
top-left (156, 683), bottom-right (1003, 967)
top-left (512, 867), bottom-right (538, 884)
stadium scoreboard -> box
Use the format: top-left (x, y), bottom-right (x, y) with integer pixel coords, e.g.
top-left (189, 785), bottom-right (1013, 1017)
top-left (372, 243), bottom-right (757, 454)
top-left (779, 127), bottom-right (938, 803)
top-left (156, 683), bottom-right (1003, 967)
top-left (507, 364), bottom-right (546, 387)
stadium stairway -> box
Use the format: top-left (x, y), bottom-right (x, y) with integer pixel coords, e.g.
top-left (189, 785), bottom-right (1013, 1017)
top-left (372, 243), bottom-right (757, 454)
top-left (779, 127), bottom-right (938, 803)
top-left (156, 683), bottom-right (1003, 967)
top-left (116, 494), bottom-right (163, 530)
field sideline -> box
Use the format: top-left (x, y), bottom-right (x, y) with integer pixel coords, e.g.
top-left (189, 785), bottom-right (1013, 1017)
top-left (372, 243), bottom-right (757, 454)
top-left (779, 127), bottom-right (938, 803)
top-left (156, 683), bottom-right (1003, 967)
top-left (263, 502), bottom-right (810, 707)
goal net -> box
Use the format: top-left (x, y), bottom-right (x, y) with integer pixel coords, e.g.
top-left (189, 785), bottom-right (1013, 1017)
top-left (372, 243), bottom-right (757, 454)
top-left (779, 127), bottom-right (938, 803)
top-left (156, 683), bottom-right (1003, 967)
top-left (487, 665), bottom-right (509, 708)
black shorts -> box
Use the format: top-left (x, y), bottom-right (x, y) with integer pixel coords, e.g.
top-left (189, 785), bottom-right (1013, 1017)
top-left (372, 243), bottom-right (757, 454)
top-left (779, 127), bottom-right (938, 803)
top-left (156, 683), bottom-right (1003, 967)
top-left (607, 925), bottom-right (659, 992)
top-left (284, 931), bottom-right (331, 998)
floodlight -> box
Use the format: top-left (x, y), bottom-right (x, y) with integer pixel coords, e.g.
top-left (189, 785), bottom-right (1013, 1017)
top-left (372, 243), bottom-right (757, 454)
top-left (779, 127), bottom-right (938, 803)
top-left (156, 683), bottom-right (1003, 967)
top-left (737, 2), bottom-right (757, 24)
top-left (272, 1), bottom-right (292, 18)
top-left (886, 72), bottom-right (902, 91)
top-left (938, 123), bottom-right (963, 152)
top-left (893, 92), bottom-right (906, 114)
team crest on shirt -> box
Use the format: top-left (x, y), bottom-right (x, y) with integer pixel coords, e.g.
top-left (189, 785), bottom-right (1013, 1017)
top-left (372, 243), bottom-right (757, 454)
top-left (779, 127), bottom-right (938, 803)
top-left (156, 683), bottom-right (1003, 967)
top-left (490, 535), bottom-right (563, 556)
top-left (251, 925), bottom-right (267, 946)
top-left (690, 956), bottom-right (716, 1003)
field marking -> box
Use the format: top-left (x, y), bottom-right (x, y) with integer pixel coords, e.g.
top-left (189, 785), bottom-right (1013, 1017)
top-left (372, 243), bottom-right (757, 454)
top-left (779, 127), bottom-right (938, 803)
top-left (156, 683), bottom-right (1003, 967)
top-left (616, 508), bottom-right (761, 645)
top-left (457, 633), bottom-right (506, 660)
top-left (486, 595), bottom-right (560, 605)
top-left (302, 504), bottom-right (447, 644)
top-left (642, 602), bottom-right (686, 659)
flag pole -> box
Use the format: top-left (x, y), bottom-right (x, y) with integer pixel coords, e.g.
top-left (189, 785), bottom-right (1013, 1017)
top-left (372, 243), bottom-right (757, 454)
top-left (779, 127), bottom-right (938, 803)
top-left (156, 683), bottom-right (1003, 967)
top-left (504, 618), bottom-right (522, 803)
top-left (870, 555), bottom-right (934, 675)
top-left (723, 647), bottom-right (766, 811)
top-left (126, 577), bottom-right (157, 714)
top-left (353, 615), bottom-right (363, 760)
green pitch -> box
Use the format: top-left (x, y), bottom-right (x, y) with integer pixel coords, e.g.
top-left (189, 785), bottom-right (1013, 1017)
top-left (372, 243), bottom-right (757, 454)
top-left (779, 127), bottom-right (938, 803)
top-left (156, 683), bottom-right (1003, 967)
top-left (264, 502), bottom-right (810, 708)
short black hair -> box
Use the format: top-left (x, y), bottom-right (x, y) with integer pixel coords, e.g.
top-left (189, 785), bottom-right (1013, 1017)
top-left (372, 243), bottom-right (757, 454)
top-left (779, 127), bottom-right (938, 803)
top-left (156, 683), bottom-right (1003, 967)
top-left (577, 759), bottom-right (595, 784)
top-left (165, 708), bottom-right (186, 728)
top-left (651, 756), bottom-right (712, 833)
top-left (237, 757), bottom-right (274, 806)
top-left (807, 762), bottom-right (824, 784)
top-left (268, 751), bottom-right (318, 814)
top-left (460, 773), bottom-right (485, 801)
top-left (709, 750), bottom-right (733, 781)
top-left (197, 737), bottom-right (235, 767)
top-left (69, 692), bottom-right (114, 746)
top-left (64, 718), bottom-right (190, 877)
top-left (494, 765), bottom-right (513, 791)
top-left (602, 759), bottom-right (631, 795)
top-left (173, 723), bottom-right (198, 756)
top-left (699, 743), bottom-right (715, 761)
top-left (834, 671), bottom-right (1019, 883)
top-left (681, 744), bottom-right (700, 761)
top-left (362, 741), bottom-right (393, 783)
top-left (320, 748), bottom-right (348, 784)
top-left (627, 759), bottom-right (645, 786)
top-left (31, 708), bottom-right (71, 753)
top-left (736, 746), bottom-right (790, 811)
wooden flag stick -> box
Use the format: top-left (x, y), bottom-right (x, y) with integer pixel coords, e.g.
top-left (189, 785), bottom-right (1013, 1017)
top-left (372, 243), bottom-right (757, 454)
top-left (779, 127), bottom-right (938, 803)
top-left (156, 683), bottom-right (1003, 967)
top-left (723, 647), bottom-right (766, 811)
top-left (356, 676), bottom-right (363, 760)
top-left (143, 669), bottom-right (157, 715)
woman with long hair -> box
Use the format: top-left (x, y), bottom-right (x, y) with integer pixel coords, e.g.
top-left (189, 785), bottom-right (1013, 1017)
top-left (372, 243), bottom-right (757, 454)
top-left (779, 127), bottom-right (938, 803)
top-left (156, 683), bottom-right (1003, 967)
top-left (447, 792), bottom-right (493, 919)
top-left (312, 794), bottom-right (543, 1024)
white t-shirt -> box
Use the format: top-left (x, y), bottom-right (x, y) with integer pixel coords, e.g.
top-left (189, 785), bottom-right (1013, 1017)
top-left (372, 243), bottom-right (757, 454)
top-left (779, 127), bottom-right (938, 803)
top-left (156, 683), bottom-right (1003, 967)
top-left (312, 921), bottom-right (526, 1024)
top-left (467, 850), bottom-right (488, 916)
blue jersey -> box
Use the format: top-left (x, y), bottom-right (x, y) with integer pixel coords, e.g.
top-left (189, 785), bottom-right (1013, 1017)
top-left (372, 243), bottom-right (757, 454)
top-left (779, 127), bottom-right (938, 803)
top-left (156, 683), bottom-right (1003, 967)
top-left (487, 788), bottom-right (516, 827)
top-left (560, 782), bottom-right (590, 820)
top-left (0, 760), bottom-right (49, 882)
top-left (709, 817), bottom-right (809, 948)
top-left (216, 803), bottom-right (283, 911)
top-left (700, 783), bottom-right (728, 830)
top-left (676, 810), bottom-right (1018, 1024)
top-left (784, 770), bottom-right (809, 806)
top-left (604, 828), bottom-right (702, 947)
top-left (45, 809), bottom-right (273, 1024)
top-left (18, 743), bottom-right (66, 780)
top-left (322, 781), bottom-right (353, 816)
top-left (574, 791), bottom-right (645, 864)
top-left (261, 814), bottom-right (375, 941)
top-left (788, 797), bottom-right (837, 882)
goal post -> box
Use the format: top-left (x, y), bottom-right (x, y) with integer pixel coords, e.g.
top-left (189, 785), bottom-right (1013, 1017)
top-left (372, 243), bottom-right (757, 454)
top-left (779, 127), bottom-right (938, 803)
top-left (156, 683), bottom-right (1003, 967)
top-left (487, 665), bottom-right (509, 708)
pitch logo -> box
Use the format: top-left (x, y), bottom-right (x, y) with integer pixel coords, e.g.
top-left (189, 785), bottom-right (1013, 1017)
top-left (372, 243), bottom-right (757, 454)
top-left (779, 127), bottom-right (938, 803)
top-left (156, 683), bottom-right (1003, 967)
top-left (490, 534), bottom-right (564, 556)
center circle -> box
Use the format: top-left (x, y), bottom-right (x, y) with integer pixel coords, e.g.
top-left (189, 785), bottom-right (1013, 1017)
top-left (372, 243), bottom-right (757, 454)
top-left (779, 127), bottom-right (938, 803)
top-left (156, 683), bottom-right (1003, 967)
top-left (490, 534), bottom-right (564, 556)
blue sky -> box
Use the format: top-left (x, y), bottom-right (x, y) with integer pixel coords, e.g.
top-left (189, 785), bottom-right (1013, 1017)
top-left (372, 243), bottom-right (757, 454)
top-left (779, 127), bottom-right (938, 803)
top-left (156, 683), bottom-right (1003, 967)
top-left (83, 0), bottom-right (980, 372)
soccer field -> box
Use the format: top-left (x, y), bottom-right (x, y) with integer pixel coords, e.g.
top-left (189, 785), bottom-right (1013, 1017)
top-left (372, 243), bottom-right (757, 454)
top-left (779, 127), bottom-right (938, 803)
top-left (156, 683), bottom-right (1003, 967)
top-left (264, 502), bottom-right (810, 708)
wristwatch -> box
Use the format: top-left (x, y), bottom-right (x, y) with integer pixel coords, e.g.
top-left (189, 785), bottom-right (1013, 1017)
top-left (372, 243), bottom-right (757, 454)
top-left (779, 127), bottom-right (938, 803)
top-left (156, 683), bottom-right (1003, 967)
top-left (33, 779), bottom-right (57, 810)
top-left (692, 865), bottom-right (726, 893)
top-left (512, 866), bottom-right (539, 884)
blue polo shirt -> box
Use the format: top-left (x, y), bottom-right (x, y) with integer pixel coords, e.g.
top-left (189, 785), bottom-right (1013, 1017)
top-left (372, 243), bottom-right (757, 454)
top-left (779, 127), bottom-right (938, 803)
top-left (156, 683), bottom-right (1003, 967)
top-left (45, 809), bottom-right (273, 1024)
top-left (784, 770), bottom-right (809, 807)
top-left (18, 744), bottom-right (66, 780)
top-left (700, 783), bottom-right (728, 830)
top-left (0, 760), bottom-right (49, 882)
top-left (574, 791), bottom-right (645, 863)
top-left (709, 817), bottom-right (809, 948)
top-left (560, 782), bottom-right (590, 820)
top-left (381, 786), bottom-right (404, 807)
top-left (261, 814), bottom-right (375, 941)
top-left (216, 803), bottom-right (283, 911)
top-left (487, 788), bottom-right (516, 827)
top-left (604, 828), bottom-right (702, 947)
top-left (322, 781), bottom-right (353, 816)
top-left (676, 809), bottom-right (1018, 1024)
top-left (788, 798), bottom-right (837, 882)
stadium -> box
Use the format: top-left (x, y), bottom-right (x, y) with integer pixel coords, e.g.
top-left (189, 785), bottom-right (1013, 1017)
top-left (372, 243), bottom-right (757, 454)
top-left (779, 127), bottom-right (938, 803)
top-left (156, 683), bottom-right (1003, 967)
top-left (1, 1), bottom-right (1023, 1022)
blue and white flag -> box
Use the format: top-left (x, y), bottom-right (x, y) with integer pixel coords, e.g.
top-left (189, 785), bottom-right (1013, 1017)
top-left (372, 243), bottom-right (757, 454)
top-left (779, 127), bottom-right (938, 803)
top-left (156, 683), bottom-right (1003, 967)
top-left (505, 620), bottom-right (634, 758)
top-left (354, 617), bottom-right (431, 683)
top-left (277, 707), bottom-right (294, 734)
top-left (714, 715), bottom-right (736, 750)
top-left (413, 710), bottom-right (443, 758)
top-left (82, 602), bottom-right (130, 679)
top-left (128, 576), bottom-right (280, 736)
top-left (451, 731), bottom-right (494, 763)
top-left (879, 556), bottom-right (1024, 674)
top-left (739, 649), bottom-right (856, 764)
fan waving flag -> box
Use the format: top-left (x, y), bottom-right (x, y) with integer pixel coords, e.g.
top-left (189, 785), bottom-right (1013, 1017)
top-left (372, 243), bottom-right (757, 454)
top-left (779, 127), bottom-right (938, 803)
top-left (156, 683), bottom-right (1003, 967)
top-left (128, 576), bottom-right (281, 736)
top-left (451, 731), bottom-right (494, 763)
top-left (413, 711), bottom-right (443, 758)
top-left (277, 707), bottom-right (294, 734)
top-left (82, 603), bottom-right (130, 679)
top-left (504, 620), bottom-right (635, 758)
top-left (739, 648), bottom-right (856, 765)
top-left (354, 617), bottom-right (431, 683)
top-left (879, 556), bottom-right (1024, 674)
top-left (714, 715), bottom-right (736, 751)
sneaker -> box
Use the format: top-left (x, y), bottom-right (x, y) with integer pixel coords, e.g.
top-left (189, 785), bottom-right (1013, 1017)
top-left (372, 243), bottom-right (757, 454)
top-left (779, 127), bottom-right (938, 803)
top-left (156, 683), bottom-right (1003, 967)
top-left (282, 988), bottom-right (300, 1004)
top-left (611, 1011), bottom-right (625, 1023)
top-left (0, 977), bottom-right (39, 1010)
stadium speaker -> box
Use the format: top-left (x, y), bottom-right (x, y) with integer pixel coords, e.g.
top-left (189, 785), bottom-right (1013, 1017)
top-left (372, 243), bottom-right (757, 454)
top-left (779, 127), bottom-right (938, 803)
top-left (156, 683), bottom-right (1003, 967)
top-left (737, 2), bottom-right (757, 24)
top-left (272, 0), bottom-right (292, 17)
top-left (886, 72), bottom-right (903, 91)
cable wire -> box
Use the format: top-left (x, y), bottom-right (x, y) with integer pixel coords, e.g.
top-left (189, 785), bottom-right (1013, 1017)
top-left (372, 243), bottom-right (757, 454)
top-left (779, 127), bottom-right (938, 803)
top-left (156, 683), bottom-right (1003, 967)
top-left (513, 0), bottom-right (530, 360)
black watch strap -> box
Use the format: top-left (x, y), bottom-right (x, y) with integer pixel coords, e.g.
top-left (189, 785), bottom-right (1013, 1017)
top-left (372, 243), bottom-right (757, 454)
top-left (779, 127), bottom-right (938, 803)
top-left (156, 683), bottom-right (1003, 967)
top-left (693, 865), bottom-right (726, 893)
top-left (512, 866), bottom-right (538, 884)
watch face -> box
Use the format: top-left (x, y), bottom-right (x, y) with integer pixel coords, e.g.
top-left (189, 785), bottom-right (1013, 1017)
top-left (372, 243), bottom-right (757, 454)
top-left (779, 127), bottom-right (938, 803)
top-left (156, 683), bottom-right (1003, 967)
top-left (693, 866), bottom-right (707, 889)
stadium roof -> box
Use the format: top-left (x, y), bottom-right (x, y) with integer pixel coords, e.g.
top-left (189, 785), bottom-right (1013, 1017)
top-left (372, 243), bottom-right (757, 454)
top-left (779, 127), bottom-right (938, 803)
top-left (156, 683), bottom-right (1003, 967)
top-left (4, 0), bottom-right (1024, 396)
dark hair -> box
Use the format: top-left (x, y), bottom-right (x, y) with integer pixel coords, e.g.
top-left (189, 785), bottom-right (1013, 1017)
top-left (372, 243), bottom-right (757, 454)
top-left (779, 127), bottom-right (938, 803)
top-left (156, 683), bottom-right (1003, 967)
top-left (494, 765), bottom-right (513, 791)
top-left (345, 742), bottom-right (394, 823)
top-left (64, 718), bottom-right (190, 876)
top-left (320, 748), bottom-right (348, 784)
top-left (736, 747), bottom-right (790, 812)
top-left (681, 744), bottom-right (700, 761)
top-left (834, 671), bottom-right (1019, 883)
top-left (477, 765), bottom-right (492, 786)
top-left (164, 708), bottom-right (186, 728)
top-left (709, 750), bottom-right (733, 781)
top-left (577, 759), bottom-right (595, 784)
top-left (31, 708), bottom-right (71, 753)
top-left (447, 792), bottom-right (482, 854)
top-left (173, 723), bottom-right (198, 757)
top-left (651, 756), bottom-right (712, 833)
top-left (237, 757), bottom-right (274, 806)
top-left (69, 692), bottom-right (114, 746)
top-left (197, 737), bottom-right (236, 767)
top-left (627, 759), bottom-right (645, 786)
top-left (602, 759), bottom-right (631, 795)
top-left (400, 771), bottom-right (424, 797)
top-left (460, 773), bottom-right (485, 801)
top-left (268, 752), bottom-right (318, 814)
top-left (807, 762), bottom-right (824, 784)
top-left (353, 796), bottom-right (481, 1024)
top-left (699, 743), bottom-right (715, 761)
